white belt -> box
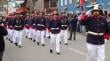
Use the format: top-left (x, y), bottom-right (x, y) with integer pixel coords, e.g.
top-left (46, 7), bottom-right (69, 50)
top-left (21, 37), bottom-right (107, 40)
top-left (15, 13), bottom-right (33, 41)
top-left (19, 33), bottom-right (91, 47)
top-left (37, 24), bottom-right (44, 26)
top-left (33, 24), bottom-right (36, 25)
top-left (51, 28), bottom-right (59, 30)
top-left (9, 26), bottom-right (13, 27)
top-left (87, 31), bottom-right (104, 36)
top-left (15, 25), bottom-right (22, 27)
top-left (61, 25), bottom-right (67, 27)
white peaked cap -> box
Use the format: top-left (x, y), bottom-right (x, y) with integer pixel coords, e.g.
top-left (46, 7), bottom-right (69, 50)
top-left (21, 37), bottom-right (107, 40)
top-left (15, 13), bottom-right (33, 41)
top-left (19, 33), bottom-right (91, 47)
top-left (94, 5), bottom-right (99, 9)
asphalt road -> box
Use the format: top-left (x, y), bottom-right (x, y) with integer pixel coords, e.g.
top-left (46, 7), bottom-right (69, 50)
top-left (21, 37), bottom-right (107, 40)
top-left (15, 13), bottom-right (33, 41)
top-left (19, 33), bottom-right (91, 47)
top-left (3, 33), bottom-right (110, 61)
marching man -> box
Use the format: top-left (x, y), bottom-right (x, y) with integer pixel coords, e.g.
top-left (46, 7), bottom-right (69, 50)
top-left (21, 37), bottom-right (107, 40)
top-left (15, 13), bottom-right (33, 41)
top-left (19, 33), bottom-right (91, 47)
top-left (81, 5), bottom-right (109, 61)
top-left (13, 13), bottom-right (24, 48)
top-left (60, 11), bottom-right (69, 45)
top-left (24, 15), bottom-right (31, 39)
top-left (35, 12), bottom-right (47, 46)
top-left (48, 11), bottom-right (61, 55)
top-left (31, 13), bottom-right (38, 42)
top-left (104, 13), bottom-right (110, 42)
top-left (7, 14), bottom-right (15, 43)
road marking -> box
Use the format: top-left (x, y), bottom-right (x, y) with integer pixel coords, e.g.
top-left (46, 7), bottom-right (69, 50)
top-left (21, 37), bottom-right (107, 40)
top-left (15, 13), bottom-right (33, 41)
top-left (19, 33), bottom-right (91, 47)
top-left (69, 48), bottom-right (87, 56)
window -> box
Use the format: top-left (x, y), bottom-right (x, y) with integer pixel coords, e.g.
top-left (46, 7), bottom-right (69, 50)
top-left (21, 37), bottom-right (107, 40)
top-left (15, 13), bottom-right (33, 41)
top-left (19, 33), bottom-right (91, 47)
top-left (90, 0), bottom-right (97, 4)
top-left (73, 0), bottom-right (75, 4)
top-left (69, 0), bottom-right (73, 4)
top-left (61, 0), bottom-right (64, 6)
top-left (75, 0), bottom-right (80, 7)
top-left (50, 0), bottom-right (58, 8)
top-left (64, 0), bottom-right (67, 5)
top-left (7, 0), bottom-right (14, 2)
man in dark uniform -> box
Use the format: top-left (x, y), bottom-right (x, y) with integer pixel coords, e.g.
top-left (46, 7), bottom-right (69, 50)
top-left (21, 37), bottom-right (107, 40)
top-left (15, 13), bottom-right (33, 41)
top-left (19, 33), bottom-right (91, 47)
top-left (81, 5), bottom-right (109, 61)
top-left (48, 11), bottom-right (61, 55)
top-left (24, 15), bottom-right (31, 38)
top-left (7, 14), bottom-right (15, 43)
top-left (60, 11), bottom-right (69, 45)
top-left (45, 14), bottom-right (50, 38)
top-left (104, 13), bottom-right (110, 42)
top-left (30, 13), bottom-right (37, 42)
top-left (35, 12), bottom-right (47, 46)
top-left (0, 16), bottom-right (8, 61)
top-left (13, 13), bottom-right (24, 48)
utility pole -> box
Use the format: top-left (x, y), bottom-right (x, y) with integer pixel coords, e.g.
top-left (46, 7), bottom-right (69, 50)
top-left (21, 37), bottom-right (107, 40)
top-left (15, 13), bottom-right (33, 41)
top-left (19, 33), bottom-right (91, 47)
top-left (29, 0), bottom-right (32, 17)
top-left (7, 0), bottom-right (9, 15)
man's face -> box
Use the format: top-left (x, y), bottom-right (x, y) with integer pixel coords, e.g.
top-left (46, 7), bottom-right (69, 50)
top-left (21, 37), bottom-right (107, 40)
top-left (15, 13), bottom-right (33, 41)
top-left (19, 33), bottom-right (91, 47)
top-left (53, 15), bottom-right (57, 18)
top-left (62, 13), bottom-right (66, 16)
top-left (35, 13), bottom-right (38, 16)
top-left (39, 13), bottom-right (43, 17)
top-left (16, 14), bottom-right (20, 17)
top-left (93, 11), bottom-right (100, 16)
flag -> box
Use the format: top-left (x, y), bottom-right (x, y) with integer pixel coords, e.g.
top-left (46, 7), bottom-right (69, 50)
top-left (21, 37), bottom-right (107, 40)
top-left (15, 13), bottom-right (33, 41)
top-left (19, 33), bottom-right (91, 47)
top-left (80, 0), bottom-right (86, 6)
top-left (90, 0), bottom-right (96, 4)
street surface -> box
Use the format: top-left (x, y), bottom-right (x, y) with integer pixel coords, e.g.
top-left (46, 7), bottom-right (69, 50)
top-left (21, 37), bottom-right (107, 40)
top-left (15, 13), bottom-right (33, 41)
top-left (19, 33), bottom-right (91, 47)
top-left (3, 33), bottom-right (110, 61)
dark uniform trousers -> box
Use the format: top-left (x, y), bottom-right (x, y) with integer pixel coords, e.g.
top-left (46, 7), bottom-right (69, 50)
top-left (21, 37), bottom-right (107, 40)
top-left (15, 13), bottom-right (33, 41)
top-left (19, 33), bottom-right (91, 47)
top-left (68, 18), bottom-right (78, 40)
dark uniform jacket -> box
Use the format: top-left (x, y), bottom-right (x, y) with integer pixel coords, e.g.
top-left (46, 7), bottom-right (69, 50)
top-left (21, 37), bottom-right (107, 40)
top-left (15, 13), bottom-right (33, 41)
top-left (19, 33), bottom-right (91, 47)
top-left (107, 22), bottom-right (110, 34)
top-left (70, 18), bottom-right (78, 31)
top-left (7, 17), bottom-right (15, 29)
top-left (24, 18), bottom-right (31, 29)
top-left (14, 17), bottom-right (24, 31)
top-left (48, 19), bottom-right (61, 34)
top-left (36, 17), bottom-right (46, 31)
top-left (0, 26), bottom-right (8, 52)
top-left (60, 16), bottom-right (69, 30)
top-left (30, 17), bottom-right (37, 29)
top-left (82, 16), bottom-right (108, 45)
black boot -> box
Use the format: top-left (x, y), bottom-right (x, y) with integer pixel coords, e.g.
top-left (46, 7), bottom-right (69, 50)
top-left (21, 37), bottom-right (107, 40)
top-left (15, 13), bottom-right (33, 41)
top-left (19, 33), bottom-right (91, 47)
top-left (41, 44), bottom-right (45, 46)
top-left (47, 36), bottom-right (50, 39)
top-left (10, 41), bottom-right (13, 43)
top-left (68, 38), bottom-right (71, 40)
top-left (37, 42), bottom-right (40, 46)
top-left (56, 52), bottom-right (60, 55)
top-left (15, 43), bottom-right (18, 46)
top-left (18, 45), bottom-right (22, 48)
top-left (33, 40), bottom-right (36, 42)
top-left (50, 49), bottom-right (53, 53)
top-left (65, 43), bottom-right (68, 45)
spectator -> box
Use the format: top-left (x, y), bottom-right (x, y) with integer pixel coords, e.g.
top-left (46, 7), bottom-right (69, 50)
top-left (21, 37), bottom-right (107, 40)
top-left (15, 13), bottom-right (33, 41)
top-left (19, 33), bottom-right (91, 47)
top-left (68, 14), bottom-right (78, 40)
top-left (0, 16), bottom-right (8, 61)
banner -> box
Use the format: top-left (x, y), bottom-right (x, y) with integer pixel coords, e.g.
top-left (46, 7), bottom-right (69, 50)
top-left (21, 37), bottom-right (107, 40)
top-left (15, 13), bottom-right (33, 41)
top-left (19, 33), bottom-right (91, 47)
top-left (80, 0), bottom-right (86, 6)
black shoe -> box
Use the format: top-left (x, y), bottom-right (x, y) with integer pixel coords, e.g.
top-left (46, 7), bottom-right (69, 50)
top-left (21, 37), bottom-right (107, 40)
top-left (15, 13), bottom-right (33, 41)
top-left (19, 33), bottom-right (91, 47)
top-left (50, 49), bottom-right (53, 53)
top-left (18, 45), bottom-right (22, 48)
top-left (6, 37), bottom-right (8, 40)
top-left (15, 43), bottom-right (18, 46)
top-left (65, 43), bottom-right (68, 45)
top-left (26, 36), bottom-right (27, 38)
top-left (56, 52), bottom-right (60, 55)
top-left (33, 40), bottom-right (36, 42)
top-left (60, 41), bottom-right (61, 44)
top-left (47, 36), bottom-right (50, 39)
top-left (37, 42), bottom-right (40, 46)
top-left (29, 38), bottom-right (32, 40)
top-left (10, 41), bottom-right (13, 43)
top-left (41, 44), bottom-right (45, 46)
top-left (9, 39), bottom-right (11, 41)
top-left (68, 38), bottom-right (71, 40)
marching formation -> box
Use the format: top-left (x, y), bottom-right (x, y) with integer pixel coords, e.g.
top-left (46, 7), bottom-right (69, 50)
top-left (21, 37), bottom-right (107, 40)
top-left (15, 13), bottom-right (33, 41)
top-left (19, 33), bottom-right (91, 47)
top-left (0, 5), bottom-right (110, 61)
top-left (3, 10), bottom-right (75, 55)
